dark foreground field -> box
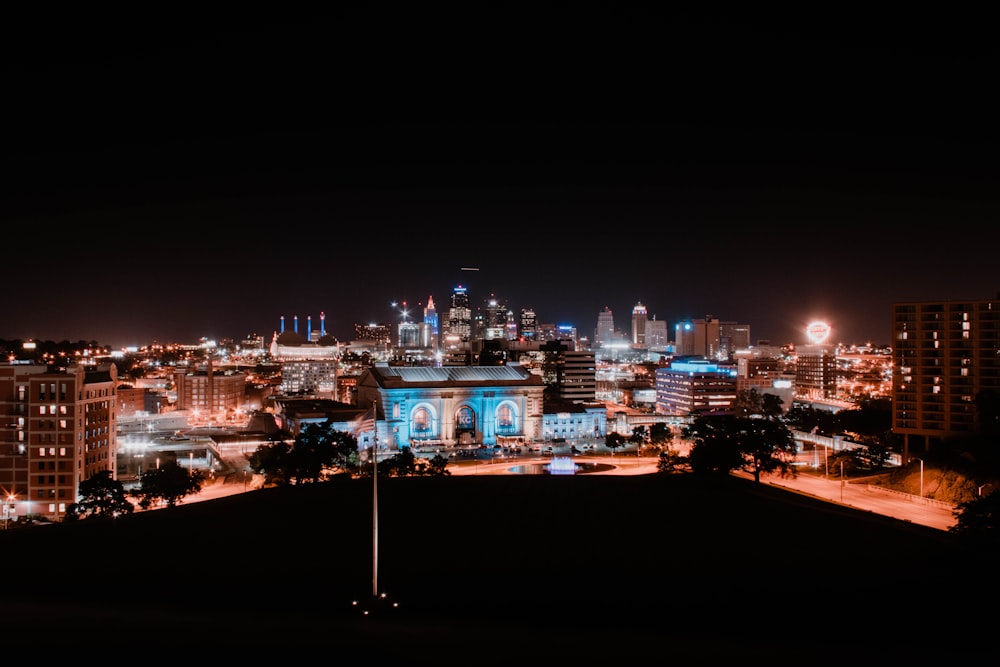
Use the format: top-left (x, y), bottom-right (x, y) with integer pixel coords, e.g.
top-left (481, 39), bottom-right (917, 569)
top-left (2, 473), bottom-right (994, 662)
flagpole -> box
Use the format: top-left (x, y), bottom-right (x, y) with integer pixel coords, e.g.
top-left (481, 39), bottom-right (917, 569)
top-left (371, 399), bottom-right (378, 598)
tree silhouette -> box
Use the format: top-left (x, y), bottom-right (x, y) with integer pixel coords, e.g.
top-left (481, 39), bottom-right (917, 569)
top-left (135, 460), bottom-right (204, 509)
top-left (950, 488), bottom-right (1000, 549)
top-left (685, 414), bottom-right (797, 482)
top-left (64, 470), bottom-right (135, 520)
top-left (248, 421), bottom-right (360, 485)
top-left (605, 431), bottom-right (627, 456)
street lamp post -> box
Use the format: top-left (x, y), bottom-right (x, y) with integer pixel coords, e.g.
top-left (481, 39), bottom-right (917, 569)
top-left (912, 457), bottom-right (924, 498)
top-left (840, 461), bottom-right (844, 503)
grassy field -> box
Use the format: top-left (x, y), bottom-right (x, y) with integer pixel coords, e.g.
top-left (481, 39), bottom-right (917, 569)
top-left (1, 472), bottom-right (994, 662)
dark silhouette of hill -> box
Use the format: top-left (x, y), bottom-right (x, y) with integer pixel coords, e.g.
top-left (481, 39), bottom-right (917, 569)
top-left (1, 474), bottom-right (993, 662)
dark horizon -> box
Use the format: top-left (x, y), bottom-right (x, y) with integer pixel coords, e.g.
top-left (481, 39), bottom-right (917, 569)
top-left (4, 10), bottom-right (999, 349)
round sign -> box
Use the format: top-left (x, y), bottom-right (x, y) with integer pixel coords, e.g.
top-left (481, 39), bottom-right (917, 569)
top-left (806, 320), bottom-right (831, 344)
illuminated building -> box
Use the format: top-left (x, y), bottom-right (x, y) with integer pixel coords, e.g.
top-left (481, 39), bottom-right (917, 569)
top-left (519, 307), bottom-right (537, 341)
top-left (355, 363), bottom-right (546, 449)
top-left (892, 298), bottom-right (1000, 460)
top-left (0, 361), bottom-right (118, 522)
top-left (631, 302), bottom-right (647, 347)
top-left (795, 321), bottom-right (836, 400)
top-left (654, 359), bottom-right (738, 416)
top-left (595, 306), bottom-right (615, 349)
top-left (422, 296), bottom-right (439, 350)
top-left (172, 357), bottom-right (248, 423)
top-left (445, 284), bottom-right (472, 343)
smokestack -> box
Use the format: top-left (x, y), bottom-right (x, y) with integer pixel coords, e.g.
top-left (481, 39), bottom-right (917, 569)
top-left (321, 311), bottom-right (326, 337)
top-left (307, 315), bottom-right (312, 340)
top-left (280, 315), bottom-right (285, 333)
top-left (294, 315), bottom-right (299, 334)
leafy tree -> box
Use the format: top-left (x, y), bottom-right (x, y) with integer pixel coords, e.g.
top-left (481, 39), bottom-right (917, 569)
top-left (760, 393), bottom-right (785, 419)
top-left (424, 453), bottom-right (451, 476)
top-left (648, 422), bottom-right (673, 448)
top-left (135, 459), bottom-right (204, 509)
top-left (364, 449), bottom-right (452, 477)
top-left (629, 425), bottom-right (647, 455)
top-left (64, 470), bottom-right (135, 520)
top-left (950, 488), bottom-right (1000, 549)
top-left (731, 388), bottom-right (765, 418)
top-left (685, 414), bottom-right (797, 482)
top-left (685, 416), bottom-right (744, 476)
top-left (605, 431), bottom-right (627, 455)
top-left (248, 439), bottom-right (293, 486)
top-left (249, 421), bottom-right (360, 485)
top-left (656, 448), bottom-right (689, 474)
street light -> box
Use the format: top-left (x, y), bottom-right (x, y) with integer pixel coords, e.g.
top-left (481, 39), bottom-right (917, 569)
top-left (979, 483), bottom-right (992, 497)
top-left (912, 457), bottom-right (924, 498)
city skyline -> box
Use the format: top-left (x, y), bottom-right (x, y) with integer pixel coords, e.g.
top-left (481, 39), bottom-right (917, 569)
top-left (4, 10), bottom-right (998, 348)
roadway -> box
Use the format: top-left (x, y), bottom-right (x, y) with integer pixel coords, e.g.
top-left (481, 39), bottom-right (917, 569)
top-left (180, 447), bottom-right (957, 532)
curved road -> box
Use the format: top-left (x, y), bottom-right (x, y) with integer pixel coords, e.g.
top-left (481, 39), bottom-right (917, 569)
top-left (182, 451), bottom-right (957, 532)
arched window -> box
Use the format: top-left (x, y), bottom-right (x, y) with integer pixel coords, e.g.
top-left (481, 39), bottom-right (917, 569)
top-left (456, 406), bottom-right (474, 430)
top-left (497, 404), bottom-right (513, 427)
top-left (412, 406), bottom-right (432, 434)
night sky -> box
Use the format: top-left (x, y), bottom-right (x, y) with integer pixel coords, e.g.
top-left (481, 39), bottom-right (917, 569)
top-left (4, 8), bottom-right (999, 349)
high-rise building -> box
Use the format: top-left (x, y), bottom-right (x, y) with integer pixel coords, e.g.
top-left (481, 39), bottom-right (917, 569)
top-left (519, 308), bottom-right (537, 341)
top-left (173, 357), bottom-right (248, 421)
top-left (595, 306), bottom-right (615, 348)
top-left (445, 284), bottom-right (472, 345)
top-left (631, 302), bottom-right (648, 347)
top-left (655, 359), bottom-right (738, 416)
top-left (719, 321), bottom-right (751, 357)
top-left (0, 361), bottom-right (118, 522)
top-left (646, 316), bottom-right (669, 350)
top-left (422, 296), bottom-right (439, 350)
top-left (892, 298), bottom-right (1000, 461)
top-left (794, 344), bottom-right (836, 401)
top-left (540, 341), bottom-right (597, 404)
top-left (675, 316), bottom-right (724, 359)
top-left (482, 294), bottom-right (507, 340)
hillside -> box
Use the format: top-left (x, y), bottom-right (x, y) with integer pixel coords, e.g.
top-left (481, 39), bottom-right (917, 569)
top-left (1, 473), bottom-right (994, 662)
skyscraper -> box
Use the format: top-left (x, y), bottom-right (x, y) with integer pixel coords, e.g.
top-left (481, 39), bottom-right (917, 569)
top-left (892, 297), bottom-right (1000, 462)
top-left (632, 302), bottom-right (648, 347)
top-left (596, 306), bottom-right (615, 348)
top-left (422, 296), bottom-right (439, 350)
top-left (445, 284), bottom-right (472, 347)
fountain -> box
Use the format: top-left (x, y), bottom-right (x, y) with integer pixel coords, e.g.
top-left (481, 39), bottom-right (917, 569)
top-left (546, 456), bottom-right (578, 475)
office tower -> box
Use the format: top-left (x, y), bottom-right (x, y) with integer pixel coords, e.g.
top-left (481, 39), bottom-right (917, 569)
top-left (0, 362), bottom-right (118, 522)
top-left (646, 316), bottom-right (668, 350)
top-left (483, 294), bottom-right (507, 340)
top-left (505, 309), bottom-right (518, 340)
top-left (446, 284), bottom-right (472, 343)
top-left (632, 302), bottom-right (648, 347)
top-left (655, 359), bottom-right (738, 416)
top-left (892, 298), bottom-right (1000, 461)
top-left (595, 306), bottom-right (615, 348)
top-left (354, 323), bottom-right (392, 345)
top-left (719, 321), bottom-right (751, 358)
top-left (519, 308), bottom-right (537, 341)
top-left (540, 341), bottom-right (597, 404)
top-left (422, 296), bottom-right (439, 350)
top-left (674, 320), bottom-right (696, 356)
top-left (795, 344), bottom-right (836, 401)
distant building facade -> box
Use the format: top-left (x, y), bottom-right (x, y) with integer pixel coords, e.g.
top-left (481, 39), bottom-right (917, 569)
top-left (892, 297), bottom-right (1000, 461)
top-left (0, 362), bottom-right (118, 522)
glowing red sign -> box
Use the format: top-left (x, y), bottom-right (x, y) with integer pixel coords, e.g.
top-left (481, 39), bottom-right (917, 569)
top-left (806, 320), bottom-right (831, 344)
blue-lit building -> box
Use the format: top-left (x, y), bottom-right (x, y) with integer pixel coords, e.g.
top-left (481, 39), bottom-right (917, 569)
top-left (655, 359), bottom-right (738, 417)
top-left (356, 363), bottom-right (548, 450)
